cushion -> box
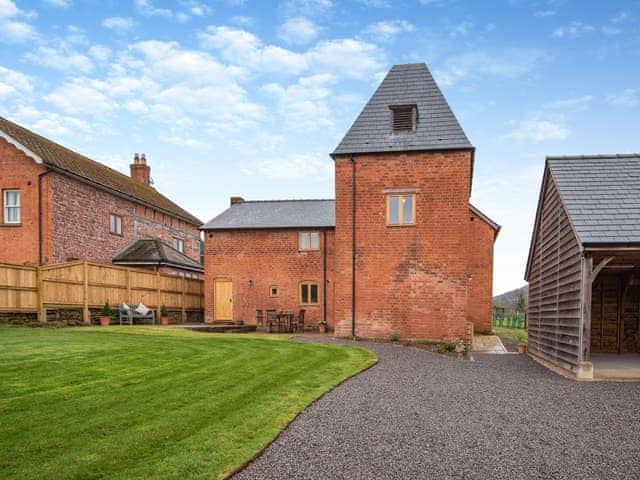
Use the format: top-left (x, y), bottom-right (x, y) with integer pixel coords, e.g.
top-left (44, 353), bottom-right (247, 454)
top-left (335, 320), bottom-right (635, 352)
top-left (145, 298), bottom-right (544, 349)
top-left (135, 303), bottom-right (150, 316)
top-left (121, 303), bottom-right (130, 311)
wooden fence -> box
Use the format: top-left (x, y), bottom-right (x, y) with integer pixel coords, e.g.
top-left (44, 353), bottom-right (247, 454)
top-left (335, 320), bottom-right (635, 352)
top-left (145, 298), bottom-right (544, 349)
top-left (0, 261), bottom-right (204, 323)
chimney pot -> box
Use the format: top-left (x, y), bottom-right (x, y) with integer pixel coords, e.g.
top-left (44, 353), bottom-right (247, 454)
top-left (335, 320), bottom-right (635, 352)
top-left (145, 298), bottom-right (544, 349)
top-left (130, 153), bottom-right (151, 185)
top-left (230, 196), bottom-right (245, 206)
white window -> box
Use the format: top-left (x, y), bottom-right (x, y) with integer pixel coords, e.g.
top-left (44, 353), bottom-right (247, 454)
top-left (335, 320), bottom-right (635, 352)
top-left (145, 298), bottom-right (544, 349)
top-left (3, 190), bottom-right (20, 224)
top-left (299, 231), bottom-right (320, 251)
top-left (387, 194), bottom-right (415, 226)
top-left (109, 213), bottom-right (123, 235)
top-left (172, 237), bottom-right (184, 253)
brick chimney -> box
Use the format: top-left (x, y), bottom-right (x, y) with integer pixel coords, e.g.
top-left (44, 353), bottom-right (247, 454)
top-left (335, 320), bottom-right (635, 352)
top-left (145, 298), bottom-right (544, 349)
top-left (230, 196), bottom-right (245, 206)
top-left (130, 153), bottom-right (151, 185)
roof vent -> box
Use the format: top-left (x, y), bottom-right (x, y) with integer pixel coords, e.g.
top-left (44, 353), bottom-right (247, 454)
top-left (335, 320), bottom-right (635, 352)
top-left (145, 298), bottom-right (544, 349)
top-left (390, 104), bottom-right (417, 132)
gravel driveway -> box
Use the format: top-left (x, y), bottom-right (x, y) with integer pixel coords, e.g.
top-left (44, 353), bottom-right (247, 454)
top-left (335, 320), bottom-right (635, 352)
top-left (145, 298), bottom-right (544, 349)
top-left (233, 337), bottom-right (640, 480)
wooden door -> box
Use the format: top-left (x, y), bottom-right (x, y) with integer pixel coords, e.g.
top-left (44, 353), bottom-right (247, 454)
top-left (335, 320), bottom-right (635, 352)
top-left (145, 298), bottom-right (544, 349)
top-left (214, 280), bottom-right (233, 321)
top-left (591, 276), bottom-right (621, 353)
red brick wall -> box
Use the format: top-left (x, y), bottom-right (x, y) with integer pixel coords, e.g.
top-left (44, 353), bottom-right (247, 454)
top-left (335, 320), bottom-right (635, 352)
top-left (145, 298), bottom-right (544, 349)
top-left (333, 150), bottom-right (475, 341)
top-left (0, 138), bottom-right (47, 265)
top-left (204, 229), bottom-right (334, 327)
top-left (466, 210), bottom-right (495, 333)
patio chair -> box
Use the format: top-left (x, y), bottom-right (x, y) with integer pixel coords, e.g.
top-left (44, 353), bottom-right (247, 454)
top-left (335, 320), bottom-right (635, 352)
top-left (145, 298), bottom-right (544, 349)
top-left (266, 310), bottom-right (277, 333)
top-left (293, 309), bottom-right (305, 333)
top-left (256, 309), bottom-right (264, 330)
top-left (119, 303), bottom-right (156, 326)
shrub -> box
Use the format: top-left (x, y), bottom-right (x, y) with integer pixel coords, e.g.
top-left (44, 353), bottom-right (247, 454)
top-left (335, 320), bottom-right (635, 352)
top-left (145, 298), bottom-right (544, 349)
top-left (161, 304), bottom-right (169, 317)
top-left (389, 332), bottom-right (400, 342)
top-left (101, 301), bottom-right (112, 317)
top-left (436, 341), bottom-right (457, 354)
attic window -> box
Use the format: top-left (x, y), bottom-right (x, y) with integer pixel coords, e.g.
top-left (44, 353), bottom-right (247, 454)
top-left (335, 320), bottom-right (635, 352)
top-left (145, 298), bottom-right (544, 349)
top-left (390, 104), bottom-right (417, 132)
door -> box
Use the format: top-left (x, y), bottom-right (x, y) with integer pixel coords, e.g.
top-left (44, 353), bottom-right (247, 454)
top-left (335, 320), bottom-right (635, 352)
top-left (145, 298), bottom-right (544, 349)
top-left (214, 279), bottom-right (233, 321)
top-left (591, 276), bottom-right (621, 353)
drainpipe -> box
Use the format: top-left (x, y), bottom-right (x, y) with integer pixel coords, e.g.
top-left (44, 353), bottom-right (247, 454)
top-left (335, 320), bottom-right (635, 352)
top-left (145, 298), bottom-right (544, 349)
top-left (38, 170), bottom-right (52, 265)
top-left (351, 156), bottom-right (356, 338)
top-left (323, 230), bottom-right (327, 325)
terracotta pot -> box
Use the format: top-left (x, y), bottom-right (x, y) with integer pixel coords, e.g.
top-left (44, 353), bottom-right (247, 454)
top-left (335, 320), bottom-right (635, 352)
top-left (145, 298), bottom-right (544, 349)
top-left (160, 316), bottom-right (169, 326)
top-left (518, 344), bottom-right (527, 354)
top-left (99, 316), bottom-right (111, 327)
top-left (319, 324), bottom-right (326, 334)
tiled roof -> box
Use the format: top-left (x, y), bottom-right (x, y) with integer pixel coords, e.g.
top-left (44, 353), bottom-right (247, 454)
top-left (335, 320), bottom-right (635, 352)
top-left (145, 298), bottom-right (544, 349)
top-left (0, 116), bottom-right (201, 225)
top-left (548, 154), bottom-right (640, 244)
top-left (332, 63), bottom-right (472, 156)
top-left (202, 199), bottom-right (335, 230)
top-left (112, 239), bottom-right (203, 272)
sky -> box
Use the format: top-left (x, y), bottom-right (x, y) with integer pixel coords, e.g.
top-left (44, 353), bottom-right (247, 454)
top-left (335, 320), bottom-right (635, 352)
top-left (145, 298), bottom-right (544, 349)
top-left (1, 0), bottom-right (639, 295)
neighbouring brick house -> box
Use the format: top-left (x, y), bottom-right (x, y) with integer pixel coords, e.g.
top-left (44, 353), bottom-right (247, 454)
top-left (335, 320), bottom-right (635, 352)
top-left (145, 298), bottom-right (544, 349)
top-left (0, 117), bottom-right (203, 277)
top-left (203, 63), bottom-right (499, 340)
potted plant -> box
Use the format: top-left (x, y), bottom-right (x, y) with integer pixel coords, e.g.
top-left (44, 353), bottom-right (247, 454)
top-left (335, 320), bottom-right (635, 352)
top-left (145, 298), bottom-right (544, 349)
top-left (160, 305), bottom-right (169, 326)
top-left (99, 301), bottom-right (112, 327)
top-left (517, 333), bottom-right (527, 354)
top-left (318, 320), bottom-right (327, 334)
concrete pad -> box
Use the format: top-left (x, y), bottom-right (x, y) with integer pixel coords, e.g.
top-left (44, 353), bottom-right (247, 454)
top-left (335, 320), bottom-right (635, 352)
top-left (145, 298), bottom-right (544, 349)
top-left (473, 334), bottom-right (508, 354)
top-left (592, 353), bottom-right (640, 381)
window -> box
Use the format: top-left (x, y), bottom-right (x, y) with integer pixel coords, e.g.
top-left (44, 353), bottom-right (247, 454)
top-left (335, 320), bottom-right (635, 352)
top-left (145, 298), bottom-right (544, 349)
top-left (390, 104), bottom-right (417, 132)
top-left (172, 237), bottom-right (185, 253)
top-left (3, 189), bottom-right (20, 224)
top-left (300, 282), bottom-right (319, 305)
top-left (109, 213), bottom-right (123, 235)
top-left (269, 285), bottom-right (279, 297)
top-left (387, 194), bottom-right (415, 226)
top-left (299, 231), bottom-right (320, 251)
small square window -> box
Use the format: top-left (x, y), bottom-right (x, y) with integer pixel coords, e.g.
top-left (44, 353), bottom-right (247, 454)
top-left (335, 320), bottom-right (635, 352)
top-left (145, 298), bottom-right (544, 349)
top-left (109, 213), bottom-right (123, 235)
top-left (387, 194), bottom-right (415, 226)
top-left (3, 189), bottom-right (20, 224)
top-left (299, 232), bottom-right (320, 251)
top-left (269, 286), bottom-right (278, 297)
top-left (300, 282), bottom-right (319, 305)
top-left (172, 237), bottom-right (184, 253)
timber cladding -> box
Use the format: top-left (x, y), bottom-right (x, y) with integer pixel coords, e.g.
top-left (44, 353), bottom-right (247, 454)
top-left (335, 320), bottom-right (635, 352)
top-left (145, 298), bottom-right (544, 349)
top-left (526, 173), bottom-right (583, 371)
top-left (0, 261), bottom-right (203, 322)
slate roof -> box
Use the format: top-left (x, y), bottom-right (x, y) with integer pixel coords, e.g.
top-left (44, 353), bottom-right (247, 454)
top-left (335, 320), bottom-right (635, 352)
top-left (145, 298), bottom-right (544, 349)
top-left (112, 239), bottom-right (204, 272)
top-left (332, 63), bottom-right (472, 156)
top-left (0, 116), bottom-right (201, 225)
top-left (548, 154), bottom-right (640, 244)
top-left (202, 199), bottom-right (335, 230)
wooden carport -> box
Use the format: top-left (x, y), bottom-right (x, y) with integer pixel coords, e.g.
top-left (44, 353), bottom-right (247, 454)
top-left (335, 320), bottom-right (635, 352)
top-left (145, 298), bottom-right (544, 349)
top-left (526, 154), bottom-right (640, 379)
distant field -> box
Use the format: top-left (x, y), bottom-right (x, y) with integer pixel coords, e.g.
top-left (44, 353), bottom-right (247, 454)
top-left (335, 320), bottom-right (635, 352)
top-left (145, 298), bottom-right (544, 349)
top-left (0, 326), bottom-right (376, 480)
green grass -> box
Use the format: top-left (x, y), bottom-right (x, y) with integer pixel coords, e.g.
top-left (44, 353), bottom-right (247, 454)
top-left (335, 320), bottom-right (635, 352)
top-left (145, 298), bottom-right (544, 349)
top-left (0, 325), bottom-right (376, 480)
top-left (494, 326), bottom-right (528, 344)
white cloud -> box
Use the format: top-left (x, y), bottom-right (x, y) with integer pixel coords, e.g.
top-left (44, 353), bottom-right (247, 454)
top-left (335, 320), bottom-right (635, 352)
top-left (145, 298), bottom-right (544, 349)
top-left (278, 17), bottom-right (320, 45)
top-left (102, 17), bottom-right (136, 33)
top-left (164, 136), bottom-right (213, 149)
top-left (503, 116), bottom-right (570, 142)
top-left (124, 99), bottom-right (149, 114)
top-left (135, 0), bottom-right (172, 17)
top-left (10, 105), bottom-right (91, 137)
top-left (449, 20), bottom-right (472, 37)
top-left (43, 0), bottom-right (71, 7)
top-left (435, 48), bottom-right (547, 86)
top-left (534, 10), bottom-right (555, 17)
top-left (24, 46), bottom-right (94, 73)
top-left (281, 0), bottom-right (333, 16)
top-left (356, 0), bottom-right (390, 6)
top-left (250, 153), bottom-right (332, 180)
top-left (544, 95), bottom-right (593, 111)
top-left (0, 0), bottom-right (36, 43)
top-left (230, 15), bottom-right (253, 26)
top-left (611, 11), bottom-right (629, 23)
top-left (307, 39), bottom-right (385, 79)
top-left (89, 45), bottom-right (112, 62)
top-left (607, 88), bottom-right (639, 108)
top-left (363, 20), bottom-right (415, 40)
top-left (601, 25), bottom-right (621, 35)
top-left (45, 79), bottom-right (116, 115)
top-left (0, 65), bottom-right (33, 98)
top-left (419, 0), bottom-right (456, 5)
top-left (552, 21), bottom-right (594, 38)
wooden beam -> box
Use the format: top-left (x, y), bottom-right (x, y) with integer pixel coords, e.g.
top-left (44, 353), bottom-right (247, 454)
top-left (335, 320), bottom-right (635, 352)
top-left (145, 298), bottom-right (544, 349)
top-left (579, 255), bottom-right (593, 362)
top-left (590, 256), bottom-right (615, 284)
top-left (82, 261), bottom-right (90, 325)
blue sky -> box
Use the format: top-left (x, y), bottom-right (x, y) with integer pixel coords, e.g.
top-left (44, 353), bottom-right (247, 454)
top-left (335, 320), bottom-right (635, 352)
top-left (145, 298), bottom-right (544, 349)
top-left (1, 0), bottom-right (639, 294)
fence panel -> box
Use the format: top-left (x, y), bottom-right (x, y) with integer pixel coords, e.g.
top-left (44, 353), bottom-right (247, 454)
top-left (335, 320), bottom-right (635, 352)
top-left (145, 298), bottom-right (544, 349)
top-left (0, 264), bottom-right (37, 312)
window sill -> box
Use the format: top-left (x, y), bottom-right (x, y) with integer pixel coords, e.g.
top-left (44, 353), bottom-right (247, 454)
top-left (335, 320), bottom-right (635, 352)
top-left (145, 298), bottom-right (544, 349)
top-left (386, 223), bottom-right (416, 228)
top-left (1, 223), bottom-right (21, 227)
top-left (298, 249), bottom-right (321, 253)
top-left (109, 232), bottom-right (124, 237)
top-left (300, 303), bottom-right (320, 307)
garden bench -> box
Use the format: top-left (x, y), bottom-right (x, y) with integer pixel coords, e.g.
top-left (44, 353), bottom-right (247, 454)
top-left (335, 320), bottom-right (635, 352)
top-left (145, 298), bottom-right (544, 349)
top-left (119, 304), bottom-right (155, 326)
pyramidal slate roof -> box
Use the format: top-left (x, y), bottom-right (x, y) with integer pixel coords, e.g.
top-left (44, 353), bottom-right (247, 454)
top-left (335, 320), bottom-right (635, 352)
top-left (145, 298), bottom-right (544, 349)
top-left (0, 116), bottom-right (201, 225)
top-left (548, 154), bottom-right (640, 244)
top-left (332, 63), bottom-right (472, 156)
top-left (112, 238), bottom-right (204, 272)
top-left (202, 199), bottom-right (335, 230)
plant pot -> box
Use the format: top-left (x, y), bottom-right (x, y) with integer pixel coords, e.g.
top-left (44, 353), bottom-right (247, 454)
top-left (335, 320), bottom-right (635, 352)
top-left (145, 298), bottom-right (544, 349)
top-left (160, 316), bottom-right (169, 326)
top-left (99, 316), bottom-right (111, 327)
top-left (319, 324), bottom-right (327, 334)
top-left (518, 344), bottom-right (527, 354)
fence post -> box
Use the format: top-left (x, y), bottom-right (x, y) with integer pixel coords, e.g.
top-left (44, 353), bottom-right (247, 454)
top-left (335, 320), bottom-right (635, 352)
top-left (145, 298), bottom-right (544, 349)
top-left (82, 261), bottom-right (90, 325)
top-left (36, 266), bottom-right (45, 324)
top-left (181, 276), bottom-right (186, 324)
top-left (126, 268), bottom-right (131, 304)
top-left (156, 270), bottom-right (162, 321)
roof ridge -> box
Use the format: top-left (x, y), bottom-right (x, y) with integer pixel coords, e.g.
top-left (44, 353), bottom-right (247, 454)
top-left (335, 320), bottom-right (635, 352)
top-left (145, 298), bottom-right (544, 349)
top-left (241, 198), bottom-right (335, 204)
top-left (547, 153), bottom-right (640, 160)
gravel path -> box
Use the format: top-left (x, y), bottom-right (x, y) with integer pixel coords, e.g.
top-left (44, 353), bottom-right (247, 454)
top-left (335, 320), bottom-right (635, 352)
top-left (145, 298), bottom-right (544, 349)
top-left (234, 337), bottom-right (640, 480)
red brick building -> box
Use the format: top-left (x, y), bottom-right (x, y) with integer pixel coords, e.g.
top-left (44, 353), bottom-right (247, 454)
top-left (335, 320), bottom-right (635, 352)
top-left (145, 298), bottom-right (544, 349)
top-left (0, 117), bottom-right (203, 277)
top-left (203, 63), bottom-right (499, 340)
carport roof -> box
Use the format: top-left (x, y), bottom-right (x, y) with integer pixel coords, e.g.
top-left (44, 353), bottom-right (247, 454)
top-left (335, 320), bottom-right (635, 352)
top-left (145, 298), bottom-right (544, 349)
top-left (547, 154), bottom-right (640, 245)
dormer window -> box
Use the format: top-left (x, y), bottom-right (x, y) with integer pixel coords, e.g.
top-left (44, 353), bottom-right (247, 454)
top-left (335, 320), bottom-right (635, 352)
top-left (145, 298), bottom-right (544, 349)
top-left (390, 104), bottom-right (417, 132)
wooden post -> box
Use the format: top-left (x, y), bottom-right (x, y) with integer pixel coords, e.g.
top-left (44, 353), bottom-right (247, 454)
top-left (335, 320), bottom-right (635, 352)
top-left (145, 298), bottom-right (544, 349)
top-left (82, 261), bottom-right (90, 325)
top-left (181, 276), bottom-right (186, 324)
top-left (36, 266), bottom-right (45, 324)
top-left (156, 270), bottom-right (162, 321)
top-left (126, 268), bottom-right (131, 304)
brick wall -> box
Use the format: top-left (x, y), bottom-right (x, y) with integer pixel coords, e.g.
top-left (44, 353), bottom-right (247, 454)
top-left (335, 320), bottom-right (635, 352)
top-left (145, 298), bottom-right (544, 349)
top-left (204, 229), bottom-right (334, 327)
top-left (466, 209), bottom-right (495, 333)
top-left (0, 138), bottom-right (47, 265)
top-left (333, 150), bottom-right (475, 341)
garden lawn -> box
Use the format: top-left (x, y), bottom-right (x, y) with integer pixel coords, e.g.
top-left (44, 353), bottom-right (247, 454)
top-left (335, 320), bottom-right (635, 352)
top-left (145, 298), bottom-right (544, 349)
top-left (0, 326), bottom-right (376, 480)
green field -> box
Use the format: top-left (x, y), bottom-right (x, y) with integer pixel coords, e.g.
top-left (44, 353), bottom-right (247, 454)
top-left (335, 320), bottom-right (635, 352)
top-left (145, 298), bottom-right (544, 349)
top-left (494, 326), bottom-right (528, 344)
top-left (0, 326), bottom-right (376, 479)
